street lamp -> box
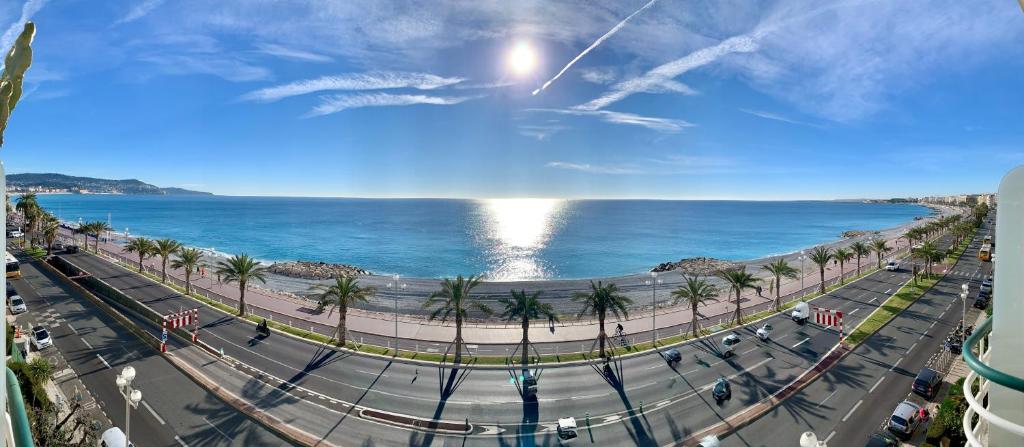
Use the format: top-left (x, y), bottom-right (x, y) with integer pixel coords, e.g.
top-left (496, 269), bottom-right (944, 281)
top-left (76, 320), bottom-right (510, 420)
top-left (799, 431), bottom-right (827, 447)
top-left (645, 272), bottom-right (663, 346)
top-left (115, 366), bottom-right (142, 446)
top-left (960, 283), bottom-right (969, 344)
top-left (799, 251), bottom-right (806, 295)
top-left (387, 274), bottom-right (406, 352)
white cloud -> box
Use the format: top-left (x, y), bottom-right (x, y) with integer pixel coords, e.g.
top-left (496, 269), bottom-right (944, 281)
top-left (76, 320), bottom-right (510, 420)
top-left (531, 108), bottom-right (694, 133)
top-left (254, 43), bottom-right (333, 63)
top-left (0, 0), bottom-right (45, 61)
top-left (306, 93), bottom-right (479, 117)
top-left (739, 108), bottom-right (816, 127)
top-left (114, 0), bottom-right (164, 25)
top-left (241, 72), bottom-right (465, 102)
top-left (518, 124), bottom-right (566, 141)
top-left (139, 54), bottom-right (270, 82)
top-left (545, 162), bottom-right (640, 175)
top-left (579, 67), bottom-right (617, 85)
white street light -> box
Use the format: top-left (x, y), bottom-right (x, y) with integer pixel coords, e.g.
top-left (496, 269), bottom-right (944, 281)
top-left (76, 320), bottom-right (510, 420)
top-left (645, 272), bottom-right (664, 346)
top-left (116, 365), bottom-right (141, 447)
top-left (799, 431), bottom-right (827, 447)
top-left (799, 251), bottom-right (806, 295)
top-left (960, 283), bottom-right (969, 345)
top-left (388, 274), bottom-right (406, 353)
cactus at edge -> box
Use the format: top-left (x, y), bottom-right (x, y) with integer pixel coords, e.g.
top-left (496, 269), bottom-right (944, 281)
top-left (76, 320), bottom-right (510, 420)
top-left (0, 21), bottom-right (36, 148)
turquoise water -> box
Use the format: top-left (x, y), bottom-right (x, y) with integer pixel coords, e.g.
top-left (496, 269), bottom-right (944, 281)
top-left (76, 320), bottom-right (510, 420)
top-left (35, 195), bottom-right (930, 280)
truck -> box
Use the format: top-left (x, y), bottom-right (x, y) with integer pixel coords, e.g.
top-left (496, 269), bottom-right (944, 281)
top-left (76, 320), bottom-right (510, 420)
top-left (791, 301), bottom-right (810, 324)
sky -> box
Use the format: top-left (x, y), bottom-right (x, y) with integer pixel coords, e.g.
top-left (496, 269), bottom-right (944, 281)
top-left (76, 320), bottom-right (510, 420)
top-left (1, 0), bottom-right (1023, 199)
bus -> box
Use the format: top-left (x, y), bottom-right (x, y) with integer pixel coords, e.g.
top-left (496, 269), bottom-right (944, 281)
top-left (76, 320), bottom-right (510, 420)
top-left (5, 251), bottom-right (20, 279)
top-left (979, 244), bottom-right (992, 262)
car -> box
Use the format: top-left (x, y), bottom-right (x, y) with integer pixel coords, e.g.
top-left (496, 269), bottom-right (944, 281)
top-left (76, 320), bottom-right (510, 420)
top-left (31, 326), bottom-right (52, 350)
top-left (712, 377), bottom-right (731, 402)
top-left (721, 333), bottom-right (741, 357)
top-left (6, 230), bottom-right (23, 238)
top-left (6, 282), bottom-right (17, 298)
top-left (99, 427), bottom-right (135, 447)
top-left (52, 241), bottom-right (65, 251)
top-left (980, 279), bottom-right (993, 295)
top-left (885, 260), bottom-right (900, 271)
top-left (864, 430), bottom-right (900, 447)
top-left (65, 245), bottom-right (80, 254)
top-left (756, 323), bottom-right (773, 341)
top-left (8, 295), bottom-right (26, 314)
top-left (912, 367), bottom-right (942, 399)
top-left (522, 370), bottom-right (538, 399)
top-left (973, 296), bottom-right (989, 310)
top-left (791, 301), bottom-right (810, 324)
top-left (887, 400), bottom-right (922, 439)
top-left (556, 417), bottom-right (578, 444)
top-left (663, 348), bottom-right (682, 364)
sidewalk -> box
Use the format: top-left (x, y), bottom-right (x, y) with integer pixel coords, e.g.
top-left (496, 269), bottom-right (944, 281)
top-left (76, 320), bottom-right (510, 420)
top-left (61, 226), bottom-right (925, 346)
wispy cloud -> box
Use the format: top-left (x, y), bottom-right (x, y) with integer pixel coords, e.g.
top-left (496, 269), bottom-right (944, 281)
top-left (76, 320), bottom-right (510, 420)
top-left (579, 67), bottom-right (617, 85)
top-left (0, 0), bottom-right (46, 60)
top-left (452, 80), bottom-right (518, 90)
top-left (576, 34), bottom-right (758, 111)
top-left (254, 43), bottom-right (333, 63)
top-left (545, 162), bottom-right (641, 175)
top-left (739, 108), bottom-right (817, 127)
top-left (531, 108), bottom-right (694, 133)
top-left (306, 93), bottom-right (479, 117)
top-left (518, 124), bottom-right (566, 141)
top-left (114, 0), bottom-right (164, 25)
top-left (139, 54), bottom-right (270, 82)
top-left (241, 72), bottom-right (465, 102)
top-left (533, 0), bottom-right (661, 95)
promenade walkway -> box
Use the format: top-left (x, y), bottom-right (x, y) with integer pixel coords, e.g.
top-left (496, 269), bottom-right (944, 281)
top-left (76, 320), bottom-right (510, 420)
top-left (59, 226), bottom-right (925, 350)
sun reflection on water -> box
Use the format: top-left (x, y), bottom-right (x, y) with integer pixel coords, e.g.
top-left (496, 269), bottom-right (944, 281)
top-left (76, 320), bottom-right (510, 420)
top-left (477, 198), bottom-right (567, 280)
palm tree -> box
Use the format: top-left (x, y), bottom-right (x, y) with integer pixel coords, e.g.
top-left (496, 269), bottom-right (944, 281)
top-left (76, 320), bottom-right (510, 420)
top-left (833, 247), bottom-right (853, 284)
top-left (914, 241), bottom-right (941, 277)
top-left (498, 289), bottom-right (558, 368)
top-left (850, 241), bottom-right (870, 276)
top-left (215, 254), bottom-right (268, 316)
top-left (14, 193), bottom-right (38, 246)
top-left (716, 268), bottom-right (760, 325)
top-left (42, 218), bottom-right (59, 255)
top-left (671, 276), bottom-right (719, 337)
top-left (871, 238), bottom-right (890, 269)
top-left (423, 274), bottom-right (493, 363)
top-left (171, 248), bottom-right (204, 295)
top-left (761, 258), bottom-right (798, 311)
top-left (310, 276), bottom-right (376, 347)
top-left (88, 221), bottom-right (110, 252)
top-left (808, 246), bottom-right (833, 293)
top-left (124, 237), bottom-right (156, 273)
top-left (572, 281), bottom-right (631, 360)
top-left (153, 239), bottom-right (183, 283)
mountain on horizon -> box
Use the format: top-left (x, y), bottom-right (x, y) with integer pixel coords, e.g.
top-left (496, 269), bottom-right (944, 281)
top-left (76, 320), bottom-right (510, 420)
top-left (6, 173), bottom-right (212, 195)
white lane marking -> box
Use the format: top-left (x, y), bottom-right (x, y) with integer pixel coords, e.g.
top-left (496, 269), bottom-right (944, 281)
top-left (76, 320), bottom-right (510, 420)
top-left (919, 334), bottom-right (926, 340)
top-left (906, 342), bottom-right (917, 354)
top-left (869, 297), bottom-right (878, 303)
top-left (890, 358), bottom-right (903, 371)
top-left (203, 417), bottom-right (234, 442)
top-left (825, 431), bottom-right (836, 444)
top-left (791, 337), bottom-right (811, 348)
top-left (869, 376), bottom-right (885, 393)
top-left (850, 308), bottom-right (860, 315)
top-left (174, 436), bottom-right (189, 447)
top-left (929, 322), bottom-right (936, 329)
top-left (817, 390), bottom-right (838, 408)
top-left (946, 304), bottom-right (952, 311)
top-left (842, 400), bottom-right (863, 422)
top-left (81, 338), bottom-right (93, 350)
top-left (67, 323), bottom-right (78, 335)
top-left (885, 288), bottom-right (892, 294)
top-left (940, 311), bottom-right (946, 319)
top-left (142, 400), bottom-right (166, 425)
top-left (96, 354), bottom-right (111, 369)
top-left (741, 347), bottom-right (758, 355)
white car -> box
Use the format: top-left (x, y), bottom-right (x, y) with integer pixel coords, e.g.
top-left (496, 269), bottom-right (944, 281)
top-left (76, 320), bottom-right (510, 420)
top-left (31, 326), bottom-right (52, 350)
top-left (885, 260), bottom-right (900, 271)
top-left (556, 417), bottom-right (578, 444)
top-left (756, 323), bottom-right (773, 341)
top-left (721, 333), bottom-right (741, 357)
top-left (8, 295), bottom-right (26, 314)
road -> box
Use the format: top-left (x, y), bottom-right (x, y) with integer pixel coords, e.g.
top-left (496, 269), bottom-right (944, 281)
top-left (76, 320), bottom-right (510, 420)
top-left (10, 253), bottom-right (289, 446)
top-left (44, 226), bottom-right (959, 446)
top-left (722, 219), bottom-right (991, 447)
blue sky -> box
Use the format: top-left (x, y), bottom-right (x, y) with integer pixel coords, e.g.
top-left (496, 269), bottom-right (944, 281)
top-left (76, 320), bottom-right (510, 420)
top-left (1, 0), bottom-right (1023, 199)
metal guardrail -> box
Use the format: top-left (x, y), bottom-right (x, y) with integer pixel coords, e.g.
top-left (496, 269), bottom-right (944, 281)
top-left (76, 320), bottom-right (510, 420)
top-left (963, 317), bottom-right (1024, 446)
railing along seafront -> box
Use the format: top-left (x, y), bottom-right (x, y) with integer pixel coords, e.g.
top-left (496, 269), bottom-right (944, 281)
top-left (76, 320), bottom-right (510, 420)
top-left (963, 317), bottom-right (1024, 446)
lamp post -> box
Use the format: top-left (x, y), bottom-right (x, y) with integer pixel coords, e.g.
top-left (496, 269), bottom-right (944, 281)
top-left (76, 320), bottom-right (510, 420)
top-left (960, 283), bottom-right (969, 345)
top-left (645, 272), bottom-right (663, 346)
top-left (115, 366), bottom-right (142, 446)
top-left (799, 431), bottom-right (827, 447)
top-left (799, 251), bottom-right (806, 295)
top-left (387, 274), bottom-right (406, 353)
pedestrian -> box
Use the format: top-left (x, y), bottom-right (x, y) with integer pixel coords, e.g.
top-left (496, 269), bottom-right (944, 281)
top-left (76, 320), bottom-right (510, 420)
top-left (201, 266), bottom-right (206, 278)
top-left (756, 285), bottom-right (762, 297)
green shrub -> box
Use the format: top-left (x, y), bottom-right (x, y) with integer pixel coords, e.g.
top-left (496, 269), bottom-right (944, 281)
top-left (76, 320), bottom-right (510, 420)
top-left (925, 418), bottom-right (946, 444)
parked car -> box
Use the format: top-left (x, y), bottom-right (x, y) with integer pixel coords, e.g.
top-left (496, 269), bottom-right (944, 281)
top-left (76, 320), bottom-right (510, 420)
top-left (8, 295), bottom-right (26, 314)
top-left (712, 377), bottom-right (731, 402)
top-left (864, 431), bottom-right (900, 447)
top-left (980, 279), bottom-right (993, 295)
top-left (663, 348), bottom-right (682, 364)
top-left (6, 282), bottom-right (17, 298)
top-left (6, 230), bottom-right (23, 238)
top-left (887, 400), bottom-right (922, 439)
top-left (885, 260), bottom-right (900, 271)
top-left (973, 296), bottom-right (990, 310)
top-left (912, 367), bottom-right (942, 399)
top-left (65, 245), bottom-right (80, 254)
top-left (31, 326), bottom-right (52, 350)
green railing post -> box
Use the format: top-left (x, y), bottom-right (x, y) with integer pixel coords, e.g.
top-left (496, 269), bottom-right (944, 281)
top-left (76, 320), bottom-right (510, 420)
top-left (6, 367), bottom-right (34, 447)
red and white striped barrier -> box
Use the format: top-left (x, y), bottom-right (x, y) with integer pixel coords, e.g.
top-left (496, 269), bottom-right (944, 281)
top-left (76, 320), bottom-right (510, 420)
top-left (814, 306), bottom-right (844, 339)
top-left (161, 308), bottom-right (200, 352)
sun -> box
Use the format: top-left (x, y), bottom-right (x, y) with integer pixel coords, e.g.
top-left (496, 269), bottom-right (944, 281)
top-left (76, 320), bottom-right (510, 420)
top-left (508, 41), bottom-right (537, 75)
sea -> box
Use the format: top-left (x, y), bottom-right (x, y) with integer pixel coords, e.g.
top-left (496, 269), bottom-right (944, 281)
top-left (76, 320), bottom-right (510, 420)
top-left (33, 195), bottom-right (931, 281)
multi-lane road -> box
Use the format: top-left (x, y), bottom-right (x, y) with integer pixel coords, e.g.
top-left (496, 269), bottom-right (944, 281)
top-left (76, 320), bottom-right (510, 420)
top-left (37, 225), bottom-right (962, 446)
top-left (10, 252), bottom-right (288, 446)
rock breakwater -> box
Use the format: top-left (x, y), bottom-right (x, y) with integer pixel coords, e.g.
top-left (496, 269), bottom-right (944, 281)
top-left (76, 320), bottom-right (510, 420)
top-left (267, 261), bottom-right (369, 280)
top-left (651, 257), bottom-right (737, 275)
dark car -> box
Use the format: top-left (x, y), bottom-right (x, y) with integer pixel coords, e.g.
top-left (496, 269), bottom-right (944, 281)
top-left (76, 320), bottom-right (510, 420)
top-left (663, 348), bottom-right (682, 364)
top-left (974, 296), bottom-right (990, 310)
top-left (6, 283), bottom-right (16, 298)
top-left (865, 431), bottom-right (899, 447)
top-left (65, 245), bottom-right (80, 254)
top-left (912, 367), bottom-right (942, 399)
top-left (712, 378), bottom-right (731, 402)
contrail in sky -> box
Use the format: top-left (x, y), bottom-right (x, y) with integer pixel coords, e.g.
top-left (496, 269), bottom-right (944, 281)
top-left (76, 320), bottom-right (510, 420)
top-left (532, 0), bottom-right (660, 96)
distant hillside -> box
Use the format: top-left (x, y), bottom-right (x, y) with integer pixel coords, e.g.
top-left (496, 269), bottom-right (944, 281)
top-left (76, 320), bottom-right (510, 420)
top-left (7, 173), bottom-right (212, 195)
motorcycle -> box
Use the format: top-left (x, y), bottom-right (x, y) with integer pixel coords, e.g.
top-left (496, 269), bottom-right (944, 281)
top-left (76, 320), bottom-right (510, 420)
top-left (256, 319), bottom-right (270, 337)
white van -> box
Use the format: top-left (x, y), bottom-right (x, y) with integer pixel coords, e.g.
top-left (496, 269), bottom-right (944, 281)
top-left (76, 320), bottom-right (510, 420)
top-left (99, 428), bottom-right (135, 447)
top-left (791, 301), bottom-right (810, 324)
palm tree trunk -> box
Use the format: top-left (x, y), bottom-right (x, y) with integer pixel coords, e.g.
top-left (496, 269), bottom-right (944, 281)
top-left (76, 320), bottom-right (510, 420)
top-left (856, 257), bottom-right (861, 275)
top-left (691, 304), bottom-right (700, 338)
top-left (839, 260), bottom-right (845, 284)
top-left (598, 313), bottom-right (607, 359)
top-left (339, 305), bottom-right (347, 346)
top-left (733, 290), bottom-right (742, 325)
top-left (521, 316), bottom-right (530, 368)
top-left (238, 281), bottom-right (247, 316)
top-left (454, 314), bottom-right (463, 364)
top-left (138, 254), bottom-right (144, 273)
top-left (184, 271), bottom-right (192, 295)
top-left (161, 258), bottom-right (168, 283)
top-left (774, 275), bottom-right (781, 311)
top-left (819, 266), bottom-right (826, 293)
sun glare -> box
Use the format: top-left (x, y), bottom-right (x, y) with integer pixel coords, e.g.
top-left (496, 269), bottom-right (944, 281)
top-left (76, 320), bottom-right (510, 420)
top-left (508, 41), bottom-right (537, 75)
